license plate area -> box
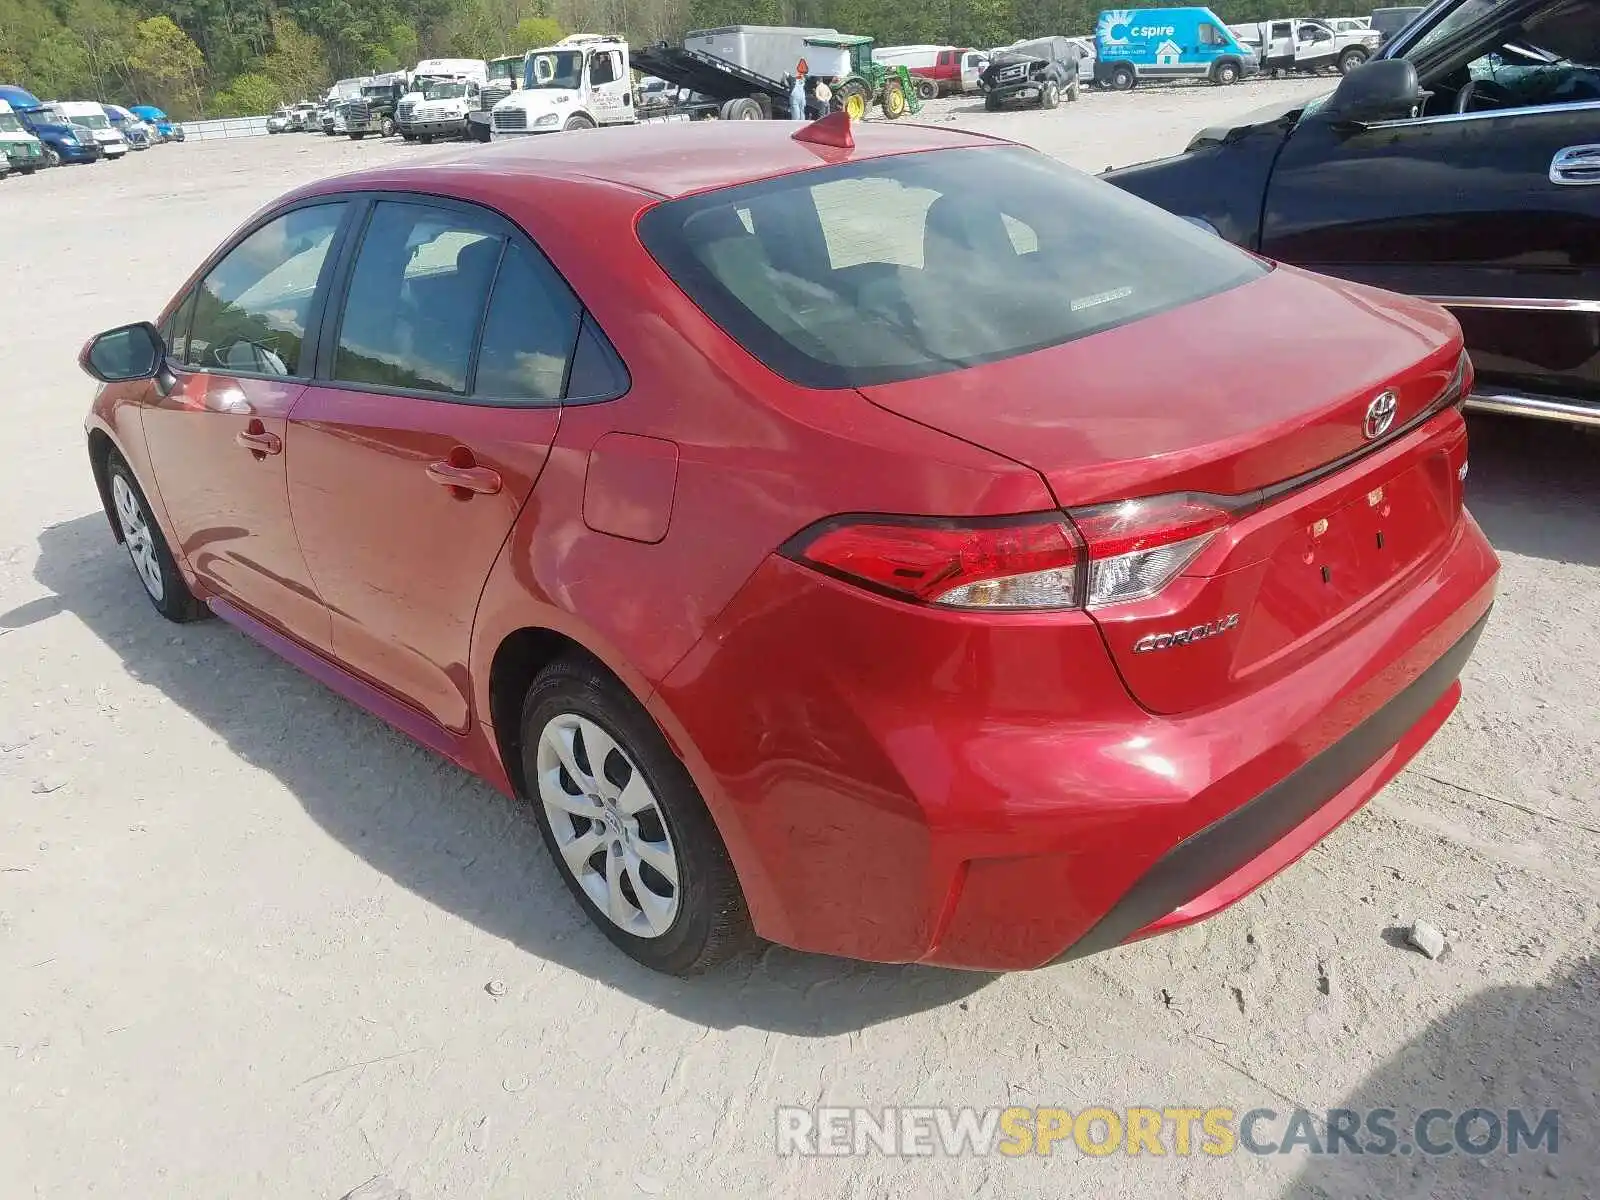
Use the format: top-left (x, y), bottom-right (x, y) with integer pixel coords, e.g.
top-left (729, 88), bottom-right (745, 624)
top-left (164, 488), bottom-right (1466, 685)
top-left (1266, 455), bottom-right (1454, 625)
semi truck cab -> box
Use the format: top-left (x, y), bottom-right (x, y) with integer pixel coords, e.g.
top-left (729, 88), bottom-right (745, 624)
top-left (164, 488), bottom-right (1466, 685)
top-left (490, 36), bottom-right (634, 136)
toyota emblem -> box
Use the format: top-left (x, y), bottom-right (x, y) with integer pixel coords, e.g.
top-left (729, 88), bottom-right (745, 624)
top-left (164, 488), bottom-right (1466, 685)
top-left (1363, 390), bottom-right (1398, 440)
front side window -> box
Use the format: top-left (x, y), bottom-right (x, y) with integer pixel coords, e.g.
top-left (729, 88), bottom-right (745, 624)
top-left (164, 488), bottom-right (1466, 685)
top-left (1201, 24), bottom-right (1226, 45)
top-left (333, 201), bottom-right (503, 396)
top-left (590, 51), bottom-right (620, 85)
top-left (185, 203), bottom-right (346, 377)
top-left (638, 146), bottom-right (1265, 389)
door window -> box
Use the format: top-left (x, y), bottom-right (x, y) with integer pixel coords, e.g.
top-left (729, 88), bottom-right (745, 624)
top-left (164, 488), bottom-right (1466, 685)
top-left (184, 203), bottom-right (346, 377)
top-left (332, 201), bottom-right (503, 396)
top-left (1271, 22), bottom-right (1292, 39)
top-left (1201, 24), bottom-right (1228, 45)
top-left (473, 241), bottom-right (583, 402)
top-left (939, 50), bottom-right (954, 66)
top-left (590, 51), bottom-right (621, 86)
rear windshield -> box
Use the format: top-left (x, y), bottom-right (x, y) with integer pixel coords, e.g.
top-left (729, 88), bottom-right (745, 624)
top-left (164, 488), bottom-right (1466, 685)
top-left (637, 146), bottom-right (1265, 388)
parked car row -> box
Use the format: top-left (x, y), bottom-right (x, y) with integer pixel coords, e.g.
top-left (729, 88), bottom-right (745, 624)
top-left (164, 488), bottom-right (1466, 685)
top-left (0, 84), bottom-right (183, 178)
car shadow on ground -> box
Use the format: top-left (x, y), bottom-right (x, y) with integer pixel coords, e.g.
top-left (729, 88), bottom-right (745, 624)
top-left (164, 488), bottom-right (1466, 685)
top-left (1290, 952), bottom-right (1597, 1198)
top-left (22, 512), bottom-right (990, 1036)
top-left (1463, 413), bottom-right (1599, 569)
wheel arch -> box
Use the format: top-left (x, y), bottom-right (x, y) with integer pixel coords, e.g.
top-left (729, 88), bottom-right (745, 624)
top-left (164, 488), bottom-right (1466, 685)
top-left (87, 426), bottom-right (123, 544)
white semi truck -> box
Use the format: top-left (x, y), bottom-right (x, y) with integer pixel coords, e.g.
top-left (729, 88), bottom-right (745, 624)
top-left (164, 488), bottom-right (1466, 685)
top-left (489, 36), bottom-right (636, 136)
top-left (397, 58), bottom-right (489, 141)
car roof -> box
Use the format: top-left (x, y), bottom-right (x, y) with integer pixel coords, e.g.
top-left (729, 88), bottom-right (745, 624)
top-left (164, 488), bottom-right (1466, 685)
top-left (300, 119), bottom-right (1013, 202)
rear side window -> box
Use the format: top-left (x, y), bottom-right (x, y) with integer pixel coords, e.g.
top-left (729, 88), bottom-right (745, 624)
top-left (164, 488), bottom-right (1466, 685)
top-left (637, 146), bottom-right (1265, 389)
top-left (333, 201), bottom-right (502, 395)
top-left (474, 241), bottom-right (582, 402)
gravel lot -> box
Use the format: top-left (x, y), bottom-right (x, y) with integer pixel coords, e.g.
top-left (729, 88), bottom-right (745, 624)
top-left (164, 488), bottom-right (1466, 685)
top-left (2, 79), bottom-right (1596, 1199)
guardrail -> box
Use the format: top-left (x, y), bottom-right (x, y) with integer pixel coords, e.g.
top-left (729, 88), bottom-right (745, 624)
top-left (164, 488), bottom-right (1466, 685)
top-left (182, 116), bottom-right (271, 141)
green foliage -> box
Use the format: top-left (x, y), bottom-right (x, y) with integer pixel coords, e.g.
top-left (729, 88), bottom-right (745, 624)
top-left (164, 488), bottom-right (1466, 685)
top-left (511, 16), bottom-right (564, 49)
top-left (129, 16), bottom-right (204, 110)
top-left (211, 70), bottom-right (282, 114)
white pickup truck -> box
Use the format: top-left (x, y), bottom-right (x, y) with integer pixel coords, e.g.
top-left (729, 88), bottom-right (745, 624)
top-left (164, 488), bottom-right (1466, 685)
top-left (1228, 18), bottom-right (1379, 76)
top-left (490, 36), bottom-right (636, 136)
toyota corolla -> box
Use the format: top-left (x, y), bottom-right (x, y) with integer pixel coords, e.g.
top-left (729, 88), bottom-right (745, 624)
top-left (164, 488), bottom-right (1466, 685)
top-left (80, 116), bottom-right (1498, 974)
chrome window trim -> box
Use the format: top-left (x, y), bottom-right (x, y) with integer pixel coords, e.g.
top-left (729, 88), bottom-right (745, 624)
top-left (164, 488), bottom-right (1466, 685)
top-left (1365, 97), bottom-right (1600, 130)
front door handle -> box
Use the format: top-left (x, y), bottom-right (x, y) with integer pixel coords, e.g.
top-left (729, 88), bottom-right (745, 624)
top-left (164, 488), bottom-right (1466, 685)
top-left (426, 457), bottom-right (502, 496)
top-left (1550, 144), bottom-right (1600, 185)
top-left (236, 420), bottom-right (281, 456)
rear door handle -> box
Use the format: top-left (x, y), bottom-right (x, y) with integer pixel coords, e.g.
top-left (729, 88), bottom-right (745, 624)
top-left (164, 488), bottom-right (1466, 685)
top-left (1550, 144), bottom-right (1600, 185)
top-left (235, 422), bottom-right (281, 456)
top-left (426, 459), bottom-right (502, 495)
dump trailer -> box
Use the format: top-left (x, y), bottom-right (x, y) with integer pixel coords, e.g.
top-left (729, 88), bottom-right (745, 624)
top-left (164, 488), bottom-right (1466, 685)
top-left (632, 40), bottom-right (806, 118)
top-left (633, 26), bottom-right (921, 121)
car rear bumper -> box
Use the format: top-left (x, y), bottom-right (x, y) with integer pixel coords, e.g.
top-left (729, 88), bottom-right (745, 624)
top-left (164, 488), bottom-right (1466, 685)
top-left (654, 507), bottom-right (1498, 969)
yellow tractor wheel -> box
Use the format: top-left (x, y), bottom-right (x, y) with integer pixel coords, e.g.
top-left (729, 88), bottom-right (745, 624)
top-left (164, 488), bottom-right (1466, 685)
top-left (881, 82), bottom-right (907, 120)
top-left (844, 90), bottom-right (867, 121)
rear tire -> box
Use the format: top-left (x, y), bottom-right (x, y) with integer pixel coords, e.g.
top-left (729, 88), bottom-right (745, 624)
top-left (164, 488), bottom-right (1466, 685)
top-left (1111, 64), bottom-right (1136, 90)
top-left (520, 658), bottom-right (755, 975)
top-left (726, 97), bottom-right (762, 120)
top-left (915, 77), bottom-right (938, 101)
top-left (105, 450), bottom-right (206, 623)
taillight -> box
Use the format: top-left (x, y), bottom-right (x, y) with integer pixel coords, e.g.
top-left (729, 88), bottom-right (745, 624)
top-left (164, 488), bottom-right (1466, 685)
top-left (1069, 494), bottom-right (1231, 608)
top-left (788, 516), bottom-right (1081, 610)
top-left (785, 493), bottom-right (1234, 612)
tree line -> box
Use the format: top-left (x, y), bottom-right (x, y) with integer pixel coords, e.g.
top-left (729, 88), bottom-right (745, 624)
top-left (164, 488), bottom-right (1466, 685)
top-left (0, 0), bottom-right (1329, 118)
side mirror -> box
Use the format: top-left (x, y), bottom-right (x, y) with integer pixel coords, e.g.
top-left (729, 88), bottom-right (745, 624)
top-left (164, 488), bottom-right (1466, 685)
top-left (1319, 58), bottom-right (1425, 124)
top-left (79, 321), bottom-right (163, 383)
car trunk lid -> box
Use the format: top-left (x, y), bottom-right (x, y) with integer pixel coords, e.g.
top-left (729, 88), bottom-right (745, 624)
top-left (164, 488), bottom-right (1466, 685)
top-left (856, 267), bottom-right (1470, 713)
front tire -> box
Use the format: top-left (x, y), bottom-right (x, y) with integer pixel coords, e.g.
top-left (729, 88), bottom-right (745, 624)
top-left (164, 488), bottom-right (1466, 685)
top-left (562, 114), bottom-right (596, 131)
top-left (1338, 48), bottom-right (1368, 75)
top-left (1214, 60), bottom-right (1241, 85)
top-left (520, 658), bottom-right (754, 975)
top-left (380, 115), bottom-right (396, 137)
top-left (44, 146), bottom-right (61, 167)
top-left (881, 80), bottom-right (907, 119)
top-left (105, 451), bottom-right (206, 623)
top-left (1041, 80), bottom-right (1060, 109)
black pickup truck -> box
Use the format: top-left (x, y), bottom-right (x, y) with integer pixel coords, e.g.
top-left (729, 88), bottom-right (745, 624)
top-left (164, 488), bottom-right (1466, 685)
top-left (1107, 0), bottom-right (1600, 429)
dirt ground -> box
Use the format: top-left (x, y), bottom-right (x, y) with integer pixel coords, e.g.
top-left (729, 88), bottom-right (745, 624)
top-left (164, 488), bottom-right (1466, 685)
top-left (2, 79), bottom-right (1596, 1199)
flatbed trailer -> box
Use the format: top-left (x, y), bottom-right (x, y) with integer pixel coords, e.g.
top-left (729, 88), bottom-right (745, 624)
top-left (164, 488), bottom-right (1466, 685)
top-left (631, 42), bottom-right (802, 119)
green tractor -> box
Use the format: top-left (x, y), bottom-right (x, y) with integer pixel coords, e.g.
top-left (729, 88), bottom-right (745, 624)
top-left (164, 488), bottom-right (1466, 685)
top-left (813, 35), bottom-right (923, 121)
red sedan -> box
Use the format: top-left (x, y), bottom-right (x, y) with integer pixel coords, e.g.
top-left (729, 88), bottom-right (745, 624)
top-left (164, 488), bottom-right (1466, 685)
top-left (80, 116), bottom-right (1498, 974)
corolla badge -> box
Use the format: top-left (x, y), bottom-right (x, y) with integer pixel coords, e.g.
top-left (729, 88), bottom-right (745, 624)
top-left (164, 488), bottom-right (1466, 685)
top-left (1363, 390), bottom-right (1398, 441)
top-left (1133, 613), bottom-right (1240, 653)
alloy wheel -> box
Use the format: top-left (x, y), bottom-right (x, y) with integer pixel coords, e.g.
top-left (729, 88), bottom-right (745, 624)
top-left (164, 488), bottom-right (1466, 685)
top-left (536, 712), bottom-right (680, 938)
top-left (112, 473), bottom-right (164, 603)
